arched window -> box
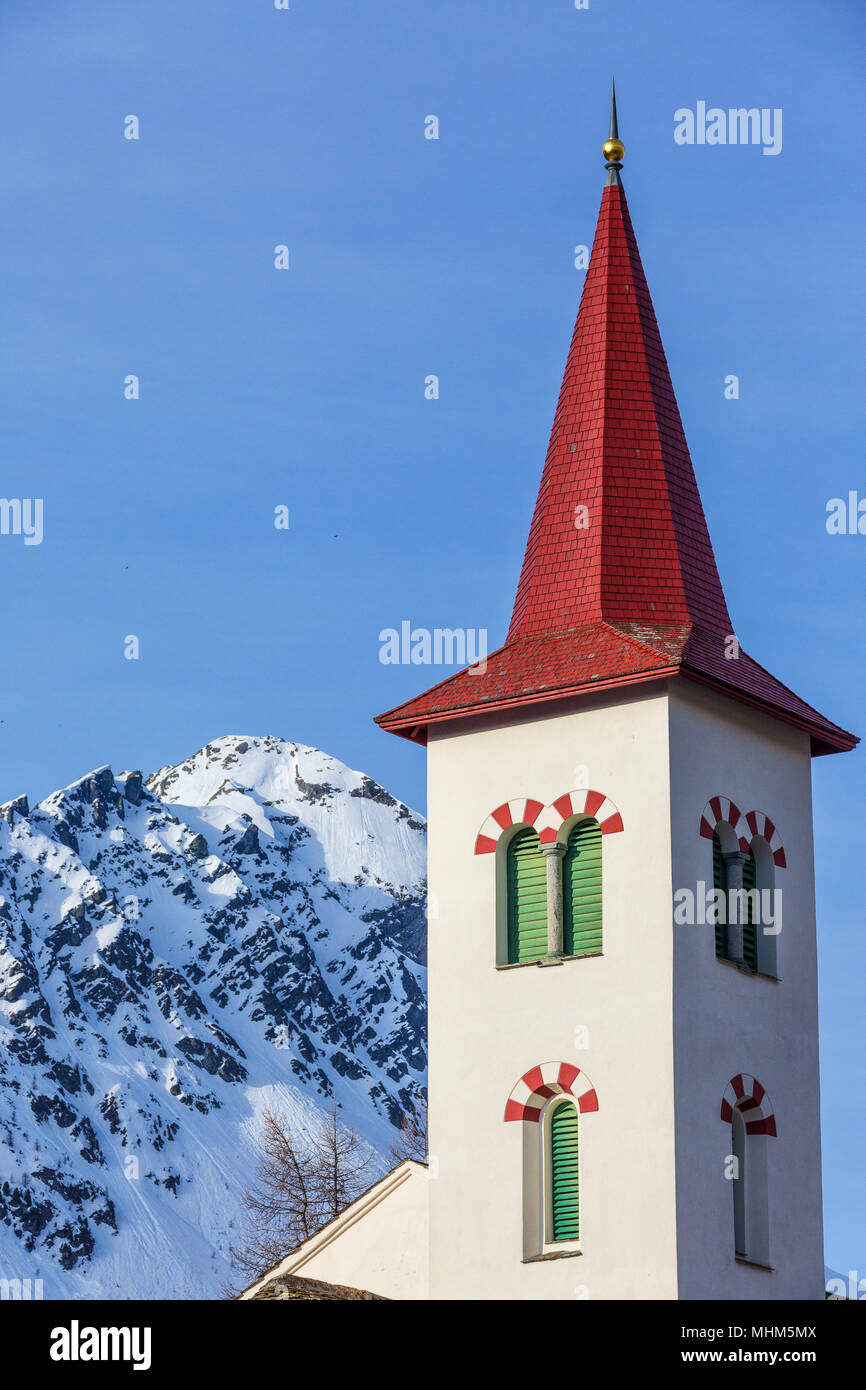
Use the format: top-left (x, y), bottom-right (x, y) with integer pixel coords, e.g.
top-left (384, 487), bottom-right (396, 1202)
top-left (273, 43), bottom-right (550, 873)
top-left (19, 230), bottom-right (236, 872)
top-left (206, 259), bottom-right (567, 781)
top-left (712, 827), bottom-right (726, 958)
top-left (505, 828), bottom-right (547, 964)
top-left (562, 817), bottom-right (602, 957)
top-left (722, 1074), bottom-right (775, 1269)
top-left (505, 1063), bottom-right (598, 1259)
top-left (731, 1105), bottom-right (747, 1255)
top-left (742, 844), bottom-right (758, 972)
top-left (482, 789), bottom-right (622, 969)
top-left (749, 836), bottom-right (778, 977)
top-left (729, 1100), bottom-right (770, 1266)
top-left (549, 1100), bottom-right (580, 1242)
top-left (702, 800), bottom-right (784, 976)
top-left (715, 834), bottom-right (775, 974)
top-left (712, 819), bottom-right (762, 968)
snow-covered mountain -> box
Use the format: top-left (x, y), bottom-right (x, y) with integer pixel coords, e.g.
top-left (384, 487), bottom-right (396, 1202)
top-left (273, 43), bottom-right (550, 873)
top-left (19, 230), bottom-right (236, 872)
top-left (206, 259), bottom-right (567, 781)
top-left (0, 735), bottom-right (427, 1299)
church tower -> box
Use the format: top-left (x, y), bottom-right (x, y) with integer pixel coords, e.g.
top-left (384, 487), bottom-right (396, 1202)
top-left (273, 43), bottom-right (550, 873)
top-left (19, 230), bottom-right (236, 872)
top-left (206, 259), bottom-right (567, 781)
top-left (377, 91), bottom-right (856, 1300)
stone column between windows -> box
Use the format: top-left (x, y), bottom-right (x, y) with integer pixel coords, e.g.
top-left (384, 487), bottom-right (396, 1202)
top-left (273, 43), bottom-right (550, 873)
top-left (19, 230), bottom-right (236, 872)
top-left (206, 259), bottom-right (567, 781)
top-left (722, 850), bottom-right (748, 962)
top-left (540, 840), bottom-right (567, 964)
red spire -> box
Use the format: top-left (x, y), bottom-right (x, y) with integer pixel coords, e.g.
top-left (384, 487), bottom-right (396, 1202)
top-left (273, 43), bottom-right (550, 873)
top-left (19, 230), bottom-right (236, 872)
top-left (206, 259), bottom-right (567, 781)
top-left (376, 117), bottom-right (856, 758)
top-left (508, 179), bottom-right (732, 641)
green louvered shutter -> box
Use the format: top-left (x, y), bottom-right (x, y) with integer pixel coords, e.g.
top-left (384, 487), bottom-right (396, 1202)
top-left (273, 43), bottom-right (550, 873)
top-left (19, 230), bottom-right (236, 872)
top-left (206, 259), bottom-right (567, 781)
top-left (742, 848), bottom-right (758, 971)
top-left (550, 1101), bottom-right (580, 1242)
top-left (563, 818), bottom-right (602, 956)
top-left (713, 830), bottom-right (725, 958)
top-left (506, 828), bottom-right (547, 963)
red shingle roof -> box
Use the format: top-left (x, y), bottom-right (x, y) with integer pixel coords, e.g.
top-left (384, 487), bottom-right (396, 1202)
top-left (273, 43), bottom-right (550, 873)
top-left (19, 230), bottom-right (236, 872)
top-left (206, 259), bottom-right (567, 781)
top-left (376, 179), bottom-right (856, 758)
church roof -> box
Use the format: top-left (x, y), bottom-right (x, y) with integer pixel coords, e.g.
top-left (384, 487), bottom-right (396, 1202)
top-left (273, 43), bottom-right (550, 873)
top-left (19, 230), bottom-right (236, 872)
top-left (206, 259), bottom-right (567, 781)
top-left (242, 1273), bottom-right (387, 1301)
top-left (376, 95), bottom-right (856, 758)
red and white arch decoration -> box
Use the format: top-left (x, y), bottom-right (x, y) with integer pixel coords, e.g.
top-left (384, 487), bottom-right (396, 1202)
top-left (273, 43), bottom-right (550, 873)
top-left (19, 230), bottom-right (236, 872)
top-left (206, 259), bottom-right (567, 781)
top-left (699, 796), bottom-right (786, 868)
top-left (504, 1062), bottom-right (599, 1123)
top-left (474, 798), bottom-right (545, 855)
top-left (720, 1074), bottom-right (777, 1137)
top-left (475, 789), bottom-right (623, 855)
top-left (699, 795), bottom-right (749, 851)
top-left (536, 789), bottom-right (623, 844)
top-left (743, 810), bottom-right (787, 869)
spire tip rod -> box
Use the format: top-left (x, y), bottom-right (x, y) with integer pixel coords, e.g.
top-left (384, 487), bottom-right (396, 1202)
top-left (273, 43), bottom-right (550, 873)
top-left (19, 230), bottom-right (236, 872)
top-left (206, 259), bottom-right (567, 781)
top-left (603, 79), bottom-right (625, 185)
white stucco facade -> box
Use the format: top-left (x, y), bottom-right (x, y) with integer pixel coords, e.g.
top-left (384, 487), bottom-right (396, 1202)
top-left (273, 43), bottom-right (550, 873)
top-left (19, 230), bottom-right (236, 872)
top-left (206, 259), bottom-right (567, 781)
top-left (668, 680), bottom-right (824, 1299)
top-left (426, 684), bottom-right (679, 1299)
top-left (420, 678), bottom-right (825, 1299)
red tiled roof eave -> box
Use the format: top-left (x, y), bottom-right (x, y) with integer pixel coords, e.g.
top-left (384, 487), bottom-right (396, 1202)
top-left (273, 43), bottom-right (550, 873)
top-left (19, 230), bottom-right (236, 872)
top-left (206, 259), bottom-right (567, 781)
top-left (375, 621), bottom-right (857, 756)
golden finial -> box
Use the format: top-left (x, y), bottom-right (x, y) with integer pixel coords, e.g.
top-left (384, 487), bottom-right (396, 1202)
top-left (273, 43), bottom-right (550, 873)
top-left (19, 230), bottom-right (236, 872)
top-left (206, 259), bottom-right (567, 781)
top-left (603, 80), bottom-right (625, 179)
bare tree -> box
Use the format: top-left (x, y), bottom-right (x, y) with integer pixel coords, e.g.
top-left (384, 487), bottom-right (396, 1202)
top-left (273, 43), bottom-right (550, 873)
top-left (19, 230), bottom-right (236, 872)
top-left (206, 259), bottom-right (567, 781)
top-left (388, 1094), bottom-right (428, 1165)
top-left (311, 1101), bottom-right (376, 1220)
top-left (227, 1102), bottom-right (376, 1294)
top-left (228, 1109), bottom-right (318, 1286)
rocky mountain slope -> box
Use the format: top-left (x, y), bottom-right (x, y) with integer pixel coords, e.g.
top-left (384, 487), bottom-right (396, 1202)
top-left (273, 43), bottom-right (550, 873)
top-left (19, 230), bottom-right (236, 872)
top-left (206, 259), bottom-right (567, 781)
top-left (0, 735), bottom-right (426, 1299)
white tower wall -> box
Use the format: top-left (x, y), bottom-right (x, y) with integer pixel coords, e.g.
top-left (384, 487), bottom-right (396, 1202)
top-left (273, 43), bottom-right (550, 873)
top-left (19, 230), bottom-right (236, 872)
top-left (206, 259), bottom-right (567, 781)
top-left (425, 679), bottom-right (825, 1299)
top-left (669, 680), bottom-right (824, 1299)
top-left (426, 685), bottom-right (679, 1299)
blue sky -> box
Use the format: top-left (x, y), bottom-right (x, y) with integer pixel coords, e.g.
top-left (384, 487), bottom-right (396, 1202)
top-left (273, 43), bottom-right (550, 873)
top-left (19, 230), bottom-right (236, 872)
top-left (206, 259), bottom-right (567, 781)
top-left (0, 0), bottom-right (863, 1276)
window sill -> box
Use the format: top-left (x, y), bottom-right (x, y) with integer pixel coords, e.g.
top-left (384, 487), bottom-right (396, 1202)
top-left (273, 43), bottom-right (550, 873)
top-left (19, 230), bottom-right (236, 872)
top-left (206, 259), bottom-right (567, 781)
top-left (496, 952), bottom-right (603, 972)
top-left (715, 956), bottom-right (780, 983)
top-left (735, 1256), bottom-right (774, 1272)
top-left (523, 1249), bottom-right (582, 1264)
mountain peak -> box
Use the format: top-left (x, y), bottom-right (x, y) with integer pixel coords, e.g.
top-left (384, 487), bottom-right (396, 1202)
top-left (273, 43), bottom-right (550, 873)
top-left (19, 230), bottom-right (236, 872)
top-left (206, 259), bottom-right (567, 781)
top-left (0, 734), bottom-right (427, 1298)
